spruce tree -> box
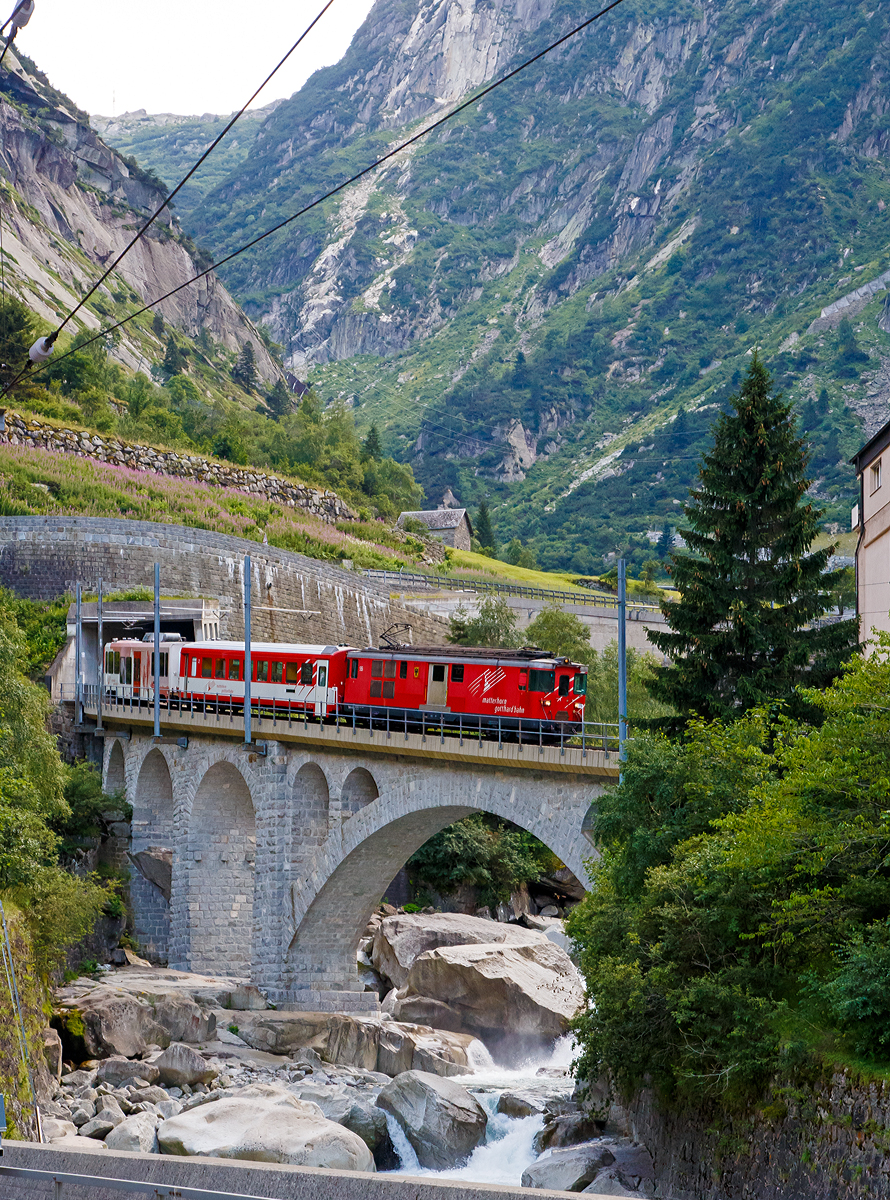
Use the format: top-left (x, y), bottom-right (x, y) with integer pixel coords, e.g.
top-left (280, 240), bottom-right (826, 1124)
top-left (648, 354), bottom-right (857, 723)
top-left (0, 296), bottom-right (34, 391)
top-left (362, 424), bottom-right (382, 462)
top-left (475, 500), bottom-right (496, 553)
top-left (657, 520), bottom-right (672, 559)
top-left (266, 378), bottom-right (292, 421)
top-left (162, 335), bottom-right (184, 377)
top-left (232, 341), bottom-right (257, 391)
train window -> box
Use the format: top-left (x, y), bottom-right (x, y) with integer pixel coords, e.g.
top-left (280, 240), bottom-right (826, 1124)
top-left (451, 664), bottom-right (464, 683)
top-left (201, 657), bottom-right (212, 678)
top-left (349, 659), bottom-right (359, 679)
top-left (370, 680), bottom-right (382, 698)
top-left (432, 664), bottom-right (446, 683)
top-left (191, 657), bottom-right (198, 678)
top-left (318, 666), bottom-right (327, 687)
top-left (382, 680), bottom-right (395, 699)
top-left (152, 653), bottom-right (169, 678)
top-left (300, 662), bottom-right (313, 685)
top-left (215, 658), bottom-right (225, 679)
top-left (124, 657), bottom-right (133, 684)
top-left (518, 670), bottom-right (527, 691)
top-left (528, 669), bottom-right (555, 692)
top-left (574, 672), bottom-right (587, 696)
top-left (272, 662), bottom-right (283, 683)
top-left (384, 661), bottom-right (397, 679)
top-left (371, 660), bottom-right (384, 678)
top-left (257, 661), bottom-right (268, 682)
top-left (558, 675), bottom-right (570, 696)
top-left (286, 662), bottom-right (299, 684)
top-left (399, 660), bottom-right (407, 679)
top-left (229, 659), bottom-right (241, 681)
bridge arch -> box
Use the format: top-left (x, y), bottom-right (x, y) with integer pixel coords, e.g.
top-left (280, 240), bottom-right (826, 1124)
top-left (285, 768), bottom-right (594, 998)
top-left (340, 767), bottom-right (378, 816)
top-left (105, 740), bottom-right (126, 799)
top-left (186, 760), bottom-right (256, 975)
top-left (130, 747), bottom-right (176, 964)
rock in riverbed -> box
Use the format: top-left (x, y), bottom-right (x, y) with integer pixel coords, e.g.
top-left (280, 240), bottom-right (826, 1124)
top-left (376, 1069), bottom-right (487, 1170)
top-left (157, 1083), bottom-right (374, 1170)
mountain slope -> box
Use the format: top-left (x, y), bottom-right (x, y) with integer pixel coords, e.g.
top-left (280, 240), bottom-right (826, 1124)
top-left (135, 0), bottom-right (890, 572)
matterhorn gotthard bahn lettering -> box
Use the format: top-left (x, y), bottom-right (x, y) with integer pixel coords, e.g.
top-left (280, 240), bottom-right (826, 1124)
top-left (0, 0), bottom-right (887, 1197)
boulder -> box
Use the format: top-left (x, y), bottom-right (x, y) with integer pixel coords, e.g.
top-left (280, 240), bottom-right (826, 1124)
top-left (535, 1112), bottom-right (605, 1152)
top-left (404, 941), bottom-right (584, 1039)
top-left (497, 1090), bottom-right (549, 1118)
top-left (391, 995), bottom-right (465, 1033)
top-left (43, 1028), bottom-right (63, 1081)
top-left (219, 984), bottom-right (267, 1011)
top-left (96, 1057), bottom-right (160, 1088)
top-left (105, 1113), bottom-right (158, 1153)
top-left (62, 992), bottom-right (171, 1059)
top-left (128, 848), bottom-right (172, 901)
top-left (376, 1021), bottom-right (476, 1078)
top-left (376, 1070), bottom-right (487, 1170)
top-left (372, 912), bottom-right (547, 988)
top-left (42, 1118), bottom-right (77, 1141)
top-left (521, 1143), bottom-right (617, 1191)
top-left (291, 1082), bottom-right (389, 1154)
top-left (156, 1083), bottom-right (374, 1171)
top-left (153, 1043), bottom-right (217, 1088)
top-left (152, 997), bottom-right (216, 1044)
top-left (234, 1011), bottom-right (333, 1057)
top-left (79, 1113), bottom-right (123, 1139)
top-left (583, 1170), bottom-right (639, 1195)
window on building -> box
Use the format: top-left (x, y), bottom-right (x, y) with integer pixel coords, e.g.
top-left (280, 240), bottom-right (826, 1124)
top-left (528, 669), bottom-right (555, 692)
top-left (229, 659), bottom-right (241, 681)
top-left (451, 664), bottom-right (464, 683)
top-left (872, 459), bottom-right (882, 493)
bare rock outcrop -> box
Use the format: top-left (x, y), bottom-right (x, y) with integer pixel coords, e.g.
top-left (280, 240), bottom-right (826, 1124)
top-left (375, 1069), bottom-right (487, 1170)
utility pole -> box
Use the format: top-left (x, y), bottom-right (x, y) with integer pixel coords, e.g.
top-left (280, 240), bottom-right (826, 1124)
top-left (96, 578), bottom-right (103, 732)
top-left (153, 563), bottom-right (160, 739)
top-left (244, 555), bottom-right (252, 746)
top-left (75, 582), bottom-right (82, 726)
top-left (618, 558), bottom-right (627, 768)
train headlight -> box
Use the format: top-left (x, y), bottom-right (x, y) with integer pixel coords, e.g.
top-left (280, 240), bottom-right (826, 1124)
top-left (544, 700), bottom-right (551, 707)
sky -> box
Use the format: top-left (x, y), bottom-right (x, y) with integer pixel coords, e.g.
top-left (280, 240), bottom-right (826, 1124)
top-left (13, 0), bottom-right (378, 117)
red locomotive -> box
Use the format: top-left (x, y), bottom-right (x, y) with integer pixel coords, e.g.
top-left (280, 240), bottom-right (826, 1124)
top-left (103, 637), bottom-right (588, 736)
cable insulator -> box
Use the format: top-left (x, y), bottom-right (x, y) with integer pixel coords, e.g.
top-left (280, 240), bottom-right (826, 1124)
top-left (28, 335), bottom-right (53, 364)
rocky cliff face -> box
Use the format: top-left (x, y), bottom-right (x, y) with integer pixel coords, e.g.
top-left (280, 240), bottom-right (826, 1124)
top-left (0, 51), bottom-right (277, 381)
top-left (137, 0), bottom-right (890, 567)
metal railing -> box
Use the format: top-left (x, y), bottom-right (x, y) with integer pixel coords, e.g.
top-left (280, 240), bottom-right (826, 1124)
top-left (69, 685), bottom-right (622, 754)
top-left (0, 1164), bottom-right (271, 1199)
top-left (364, 568), bottom-right (658, 611)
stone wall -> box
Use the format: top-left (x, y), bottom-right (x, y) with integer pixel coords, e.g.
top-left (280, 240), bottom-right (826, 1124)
top-left (1, 1141), bottom-right (577, 1199)
top-left (0, 413), bottom-right (354, 523)
top-left (626, 1070), bottom-right (890, 1199)
top-left (0, 516), bottom-right (448, 648)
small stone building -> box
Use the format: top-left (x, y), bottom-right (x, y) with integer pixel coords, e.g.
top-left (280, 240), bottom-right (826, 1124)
top-left (397, 508), bottom-right (473, 552)
top-left (852, 422), bottom-right (890, 650)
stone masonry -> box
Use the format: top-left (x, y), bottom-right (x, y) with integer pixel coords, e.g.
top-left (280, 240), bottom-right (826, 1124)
top-left (0, 516), bottom-right (448, 647)
top-left (106, 730), bottom-right (602, 1009)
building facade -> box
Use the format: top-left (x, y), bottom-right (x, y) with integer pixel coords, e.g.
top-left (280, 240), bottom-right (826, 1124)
top-left (852, 423), bottom-right (890, 648)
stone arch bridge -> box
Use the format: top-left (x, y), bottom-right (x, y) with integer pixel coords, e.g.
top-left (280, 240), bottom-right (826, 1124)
top-left (100, 714), bottom-right (613, 1009)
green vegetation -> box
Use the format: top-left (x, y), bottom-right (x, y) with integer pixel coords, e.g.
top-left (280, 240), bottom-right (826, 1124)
top-left (649, 357), bottom-right (858, 724)
top-left (568, 641), bottom-right (890, 1105)
top-left (407, 814), bottom-right (560, 910)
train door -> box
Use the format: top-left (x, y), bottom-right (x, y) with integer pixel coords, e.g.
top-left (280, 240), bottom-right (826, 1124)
top-left (133, 651), bottom-right (142, 698)
top-left (426, 662), bottom-right (448, 708)
top-left (314, 660), bottom-right (329, 716)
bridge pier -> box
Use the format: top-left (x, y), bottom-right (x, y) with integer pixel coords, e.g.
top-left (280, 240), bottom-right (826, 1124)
top-left (103, 721), bottom-right (607, 1008)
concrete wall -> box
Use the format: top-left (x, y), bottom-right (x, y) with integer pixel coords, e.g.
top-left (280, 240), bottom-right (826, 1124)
top-left (108, 729), bottom-right (602, 1007)
top-left (1, 1142), bottom-right (582, 1199)
top-left (399, 593), bottom-right (667, 656)
top-left (0, 517), bottom-right (448, 648)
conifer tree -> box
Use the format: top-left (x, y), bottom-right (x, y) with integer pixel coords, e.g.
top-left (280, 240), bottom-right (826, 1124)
top-left (162, 335), bottom-right (184, 377)
top-left (657, 520), bottom-right (672, 559)
top-left (362, 424), bottom-right (382, 461)
top-left (0, 296), bottom-right (34, 391)
top-left (266, 378), bottom-right (292, 421)
top-left (648, 354), bottom-right (857, 723)
top-left (232, 341), bottom-right (257, 391)
top-left (476, 500), bottom-right (496, 553)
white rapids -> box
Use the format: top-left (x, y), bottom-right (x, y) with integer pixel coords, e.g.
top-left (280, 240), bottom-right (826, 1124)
top-left (383, 1036), bottom-right (576, 1187)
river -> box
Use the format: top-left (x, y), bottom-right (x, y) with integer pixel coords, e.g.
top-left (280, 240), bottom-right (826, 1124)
top-left (383, 1036), bottom-right (576, 1187)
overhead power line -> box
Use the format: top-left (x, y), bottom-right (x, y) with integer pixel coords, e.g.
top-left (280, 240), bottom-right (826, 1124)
top-left (7, 0), bottom-right (630, 396)
top-left (0, 0), bottom-right (340, 394)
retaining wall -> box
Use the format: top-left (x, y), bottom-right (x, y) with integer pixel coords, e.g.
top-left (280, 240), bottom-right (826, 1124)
top-left (0, 516), bottom-right (448, 647)
top-left (1, 1142), bottom-right (583, 1199)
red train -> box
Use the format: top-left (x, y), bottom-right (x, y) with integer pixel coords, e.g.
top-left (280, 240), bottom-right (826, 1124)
top-left (103, 638), bottom-right (588, 735)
